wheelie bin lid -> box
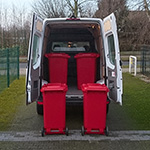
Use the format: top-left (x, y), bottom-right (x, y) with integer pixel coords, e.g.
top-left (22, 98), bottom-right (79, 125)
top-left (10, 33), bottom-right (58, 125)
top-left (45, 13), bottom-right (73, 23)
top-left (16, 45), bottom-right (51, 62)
top-left (45, 53), bottom-right (70, 58)
top-left (74, 53), bottom-right (100, 59)
top-left (81, 83), bottom-right (109, 92)
top-left (41, 83), bottom-right (68, 92)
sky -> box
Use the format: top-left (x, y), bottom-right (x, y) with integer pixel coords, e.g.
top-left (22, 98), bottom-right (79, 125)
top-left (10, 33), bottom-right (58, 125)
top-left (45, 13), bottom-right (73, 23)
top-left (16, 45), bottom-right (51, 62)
top-left (1, 0), bottom-right (34, 27)
top-left (1, 0), bottom-right (140, 12)
top-left (1, 0), bottom-right (33, 12)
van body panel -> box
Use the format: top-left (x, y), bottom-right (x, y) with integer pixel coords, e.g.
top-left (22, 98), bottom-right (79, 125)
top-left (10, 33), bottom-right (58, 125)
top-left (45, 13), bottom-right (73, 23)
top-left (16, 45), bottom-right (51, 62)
top-left (103, 13), bottom-right (122, 105)
top-left (26, 14), bottom-right (44, 104)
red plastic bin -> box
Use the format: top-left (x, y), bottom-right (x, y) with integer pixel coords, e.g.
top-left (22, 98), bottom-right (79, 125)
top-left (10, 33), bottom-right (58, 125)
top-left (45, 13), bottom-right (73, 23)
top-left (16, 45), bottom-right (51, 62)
top-left (41, 83), bottom-right (68, 136)
top-left (45, 53), bottom-right (70, 84)
top-left (74, 53), bottom-right (100, 90)
top-left (81, 83), bottom-right (109, 135)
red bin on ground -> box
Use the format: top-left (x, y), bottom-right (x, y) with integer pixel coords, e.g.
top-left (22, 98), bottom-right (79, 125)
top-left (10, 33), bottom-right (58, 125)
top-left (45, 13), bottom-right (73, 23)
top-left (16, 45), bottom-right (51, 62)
top-left (41, 83), bottom-right (68, 136)
top-left (74, 53), bottom-right (100, 90)
top-left (45, 53), bottom-right (70, 84)
top-left (81, 83), bottom-right (109, 135)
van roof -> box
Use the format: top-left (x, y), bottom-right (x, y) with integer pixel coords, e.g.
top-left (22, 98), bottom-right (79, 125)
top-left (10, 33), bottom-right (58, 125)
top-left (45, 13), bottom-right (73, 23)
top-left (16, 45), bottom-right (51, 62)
top-left (43, 18), bottom-right (102, 26)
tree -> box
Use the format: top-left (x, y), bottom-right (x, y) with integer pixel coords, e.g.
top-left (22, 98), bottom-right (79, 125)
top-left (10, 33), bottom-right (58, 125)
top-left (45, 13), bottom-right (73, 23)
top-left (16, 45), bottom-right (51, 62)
top-left (95, 0), bottom-right (150, 51)
top-left (95, 0), bottom-right (128, 23)
top-left (0, 3), bottom-right (3, 48)
top-left (95, 0), bottom-right (129, 50)
top-left (126, 0), bottom-right (150, 49)
top-left (129, 0), bottom-right (150, 20)
top-left (65, 0), bottom-right (98, 17)
top-left (144, 0), bottom-right (150, 20)
top-left (32, 0), bottom-right (98, 18)
top-left (0, 3), bottom-right (31, 55)
top-left (32, 0), bottom-right (67, 18)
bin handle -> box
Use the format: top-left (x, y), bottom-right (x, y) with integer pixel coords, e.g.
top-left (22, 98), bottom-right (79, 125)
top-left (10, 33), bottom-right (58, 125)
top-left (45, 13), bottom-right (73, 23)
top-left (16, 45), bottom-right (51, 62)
top-left (45, 53), bottom-right (70, 58)
top-left (74, 53), bottom-right (100, 59)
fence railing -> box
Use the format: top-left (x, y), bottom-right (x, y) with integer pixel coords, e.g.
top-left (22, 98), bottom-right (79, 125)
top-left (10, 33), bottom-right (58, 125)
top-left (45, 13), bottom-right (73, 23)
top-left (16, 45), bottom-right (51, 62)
top-left (141, 46), bottom-right (150, 76)
top-left (0, 47), bottom-right (19, 93)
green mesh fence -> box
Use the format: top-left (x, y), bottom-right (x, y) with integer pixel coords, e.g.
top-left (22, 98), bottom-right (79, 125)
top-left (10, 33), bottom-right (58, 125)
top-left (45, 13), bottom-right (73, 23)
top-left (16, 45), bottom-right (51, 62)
top-left (0, 47), bottom-right (19, 93)
top-left (141, 46), bottom-right (150, 77)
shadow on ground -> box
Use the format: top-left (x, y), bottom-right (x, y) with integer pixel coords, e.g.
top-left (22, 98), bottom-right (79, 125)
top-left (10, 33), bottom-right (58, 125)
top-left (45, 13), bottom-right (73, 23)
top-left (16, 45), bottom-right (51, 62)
top-left (9, 101), bottom-right (134, 132)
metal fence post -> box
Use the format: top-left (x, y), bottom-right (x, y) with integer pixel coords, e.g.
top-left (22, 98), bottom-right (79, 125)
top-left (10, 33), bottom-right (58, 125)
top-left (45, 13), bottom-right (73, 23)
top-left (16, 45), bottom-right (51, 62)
top-left (141, 49), bottom-right (145, 74)
top-left (7, 48), bottom-right (10, 87)
top-left (17, 47), bottom-right (20, 79)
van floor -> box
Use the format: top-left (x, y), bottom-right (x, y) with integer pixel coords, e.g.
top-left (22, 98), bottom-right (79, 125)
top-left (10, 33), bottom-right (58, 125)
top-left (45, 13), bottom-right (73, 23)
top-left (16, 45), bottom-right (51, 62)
top-left (66, 77), bottom-right (83, 102)
top-left (66, 85), bottom-right (83, 96)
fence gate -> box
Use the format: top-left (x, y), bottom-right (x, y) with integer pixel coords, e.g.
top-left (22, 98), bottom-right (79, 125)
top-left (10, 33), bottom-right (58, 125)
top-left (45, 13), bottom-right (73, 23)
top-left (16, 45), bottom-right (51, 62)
top-left (129, 56), bottom-right (137, 76)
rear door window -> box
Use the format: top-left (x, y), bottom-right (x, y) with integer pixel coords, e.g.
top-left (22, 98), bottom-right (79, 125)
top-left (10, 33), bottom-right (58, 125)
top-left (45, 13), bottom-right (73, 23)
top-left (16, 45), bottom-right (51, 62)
top-left (32, 34), bottom-right (40, 65)
top-left (52, 41), bottom-right (90, 52)
top-left (107, 34), bottom-right (115, 66)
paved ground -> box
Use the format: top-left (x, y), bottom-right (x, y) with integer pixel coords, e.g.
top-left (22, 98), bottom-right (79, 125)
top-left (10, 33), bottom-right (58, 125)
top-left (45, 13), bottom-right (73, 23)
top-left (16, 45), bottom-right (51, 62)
top-left (0, 130), bottom-right (150, 142)
top-left (1, 67), bottom-right (150, 149)
top-left (1, 140), bottom-right (150, 150)
top-left (0, 100), bottom-right (150, 150)
top-left (8, 102), bottom-right (134, 132)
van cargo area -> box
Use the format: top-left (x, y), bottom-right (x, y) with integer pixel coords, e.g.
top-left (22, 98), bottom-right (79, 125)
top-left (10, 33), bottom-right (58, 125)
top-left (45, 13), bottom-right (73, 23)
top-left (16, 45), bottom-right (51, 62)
top-left (41, 21), bottom-right (104, 104)
top-left (26, 13), bottom-right (123, 114)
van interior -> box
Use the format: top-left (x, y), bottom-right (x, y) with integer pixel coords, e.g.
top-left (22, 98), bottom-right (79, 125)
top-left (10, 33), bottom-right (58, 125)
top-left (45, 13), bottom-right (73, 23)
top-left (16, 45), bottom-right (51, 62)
top-left (40, 20), bottom-right (105, 103)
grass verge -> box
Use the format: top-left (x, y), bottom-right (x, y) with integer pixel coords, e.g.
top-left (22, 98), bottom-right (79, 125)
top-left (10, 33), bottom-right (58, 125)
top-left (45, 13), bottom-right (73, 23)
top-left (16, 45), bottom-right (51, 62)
top-left (0, 76), bottom-right (25, 131)
top-left (123, 73), bottom-right (150, 130)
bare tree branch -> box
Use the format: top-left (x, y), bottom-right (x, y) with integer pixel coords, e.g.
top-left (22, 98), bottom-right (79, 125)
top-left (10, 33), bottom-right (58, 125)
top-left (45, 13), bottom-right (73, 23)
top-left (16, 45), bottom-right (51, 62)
top-left (32, 0), bottom-right (98, 18)
top-left (143, 0), bottom-right (150, 21)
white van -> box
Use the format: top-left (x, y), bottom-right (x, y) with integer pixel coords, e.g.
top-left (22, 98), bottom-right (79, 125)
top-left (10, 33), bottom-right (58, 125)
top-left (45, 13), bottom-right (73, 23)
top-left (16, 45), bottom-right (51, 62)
top-left (26, 13), bottom-right (123, 115)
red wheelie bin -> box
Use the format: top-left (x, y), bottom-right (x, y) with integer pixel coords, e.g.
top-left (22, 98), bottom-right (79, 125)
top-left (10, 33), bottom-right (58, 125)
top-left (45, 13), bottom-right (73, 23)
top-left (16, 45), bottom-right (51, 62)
top-left (74, 53), bottom-right (100, 90)
top-left (45, 53), bottom-right (70, 84)
top-left (81, 83), bottom-right (109, 136)
top-left (41, 83), bottom-right (68, 136)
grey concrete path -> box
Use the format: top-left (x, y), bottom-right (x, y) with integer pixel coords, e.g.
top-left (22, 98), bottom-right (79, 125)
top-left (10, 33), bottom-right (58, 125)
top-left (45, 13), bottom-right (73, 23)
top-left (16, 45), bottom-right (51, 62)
top-left (0, 140), bottom-right (150, 150)
top-left (0, 130), bottom-right (150, 142)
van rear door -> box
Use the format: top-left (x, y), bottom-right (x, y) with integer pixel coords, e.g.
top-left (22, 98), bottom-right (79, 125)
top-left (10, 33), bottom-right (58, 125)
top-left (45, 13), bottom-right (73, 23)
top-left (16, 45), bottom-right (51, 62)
top-left (103, 13), bottom-right (123, 105)
top-left (26, 14), bottom-right (43, 104)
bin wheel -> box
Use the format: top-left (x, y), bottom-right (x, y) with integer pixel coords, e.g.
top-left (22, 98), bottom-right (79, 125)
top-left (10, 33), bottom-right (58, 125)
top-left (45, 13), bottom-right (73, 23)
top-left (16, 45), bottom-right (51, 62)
top-left (105, 126), bottom-right (109, 136)
top-left (66, 127), bottom-right (69, 136)
top-left (42, 128), bottom-right (45, 137)
top-left (81, 126), bottom-right (84, 136)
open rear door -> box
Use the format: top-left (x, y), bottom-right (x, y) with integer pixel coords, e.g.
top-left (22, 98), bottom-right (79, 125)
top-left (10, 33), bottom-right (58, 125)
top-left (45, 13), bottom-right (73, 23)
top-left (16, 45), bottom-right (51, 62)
top-left (103, 13), bottom-right (123, 105)
top-left (26, 14), bottom-right (43, 104)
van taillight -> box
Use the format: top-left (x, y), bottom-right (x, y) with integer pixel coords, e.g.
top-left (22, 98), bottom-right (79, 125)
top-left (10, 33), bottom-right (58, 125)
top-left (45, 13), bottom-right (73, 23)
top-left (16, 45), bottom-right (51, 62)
top-left (37, 101), bottom-right (43, 105)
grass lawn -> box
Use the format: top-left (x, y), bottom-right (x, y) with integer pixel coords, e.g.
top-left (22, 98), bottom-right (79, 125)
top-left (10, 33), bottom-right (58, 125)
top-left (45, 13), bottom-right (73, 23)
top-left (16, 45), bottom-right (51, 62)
top-left (0, 76), bottom-right (25, 130)
top-left (123, 73), bottom-right (150, 130)
top-left (0, 76), bottom-right (7, 93)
